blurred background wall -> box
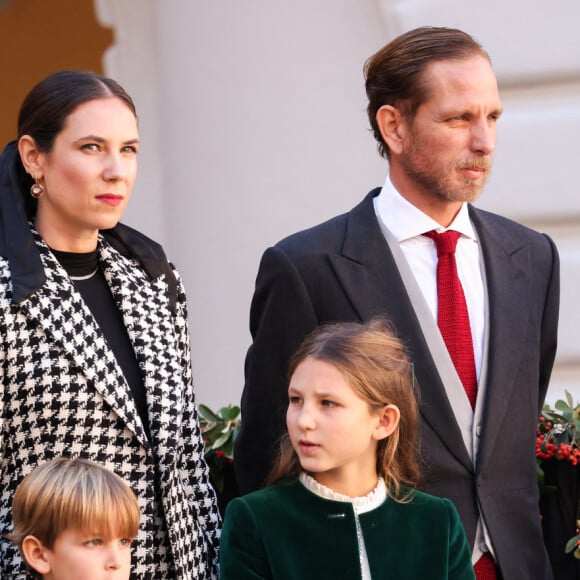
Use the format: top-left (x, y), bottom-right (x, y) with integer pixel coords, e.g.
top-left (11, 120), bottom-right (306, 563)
top-left (1, 0), bottom-right (578, 409)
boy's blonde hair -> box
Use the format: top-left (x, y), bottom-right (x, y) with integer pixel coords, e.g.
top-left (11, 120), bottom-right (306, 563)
top-left (268, 318), bottom-right (421, 499)
top-left (7, 457), bottom-right (140, 551)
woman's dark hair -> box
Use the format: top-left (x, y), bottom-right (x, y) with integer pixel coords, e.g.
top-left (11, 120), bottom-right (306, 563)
top-left (364, 26), bottom-right (490, 159)
top-left (14, 70), bottom-right (137, 217)
top-left (18, 70), bottom-right (136, 151)
top-left (268, 318), bottom-right (422, 501)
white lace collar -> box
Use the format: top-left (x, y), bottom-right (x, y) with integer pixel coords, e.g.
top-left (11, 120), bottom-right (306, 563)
top-left (299, 472), bottom-right (387, 514)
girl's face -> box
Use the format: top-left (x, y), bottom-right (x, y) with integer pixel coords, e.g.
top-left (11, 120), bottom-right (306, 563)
top-left (22, 97), bottom-right (139, 252)
top-left (287, 357), bottom-right (397, 497)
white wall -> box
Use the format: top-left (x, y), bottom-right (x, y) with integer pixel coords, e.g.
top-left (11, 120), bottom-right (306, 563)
top-left (97, 0), bottom-right (580, 409)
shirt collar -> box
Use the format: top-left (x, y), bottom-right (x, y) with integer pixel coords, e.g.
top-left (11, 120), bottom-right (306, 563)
top-left (299, 472), bottom-right (387, 514)
top-left (374, 174), bottom-right (477, 242)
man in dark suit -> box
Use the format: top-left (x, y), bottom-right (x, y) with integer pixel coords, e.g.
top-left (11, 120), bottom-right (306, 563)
top-left (235, 26), bottom-right (559, 580)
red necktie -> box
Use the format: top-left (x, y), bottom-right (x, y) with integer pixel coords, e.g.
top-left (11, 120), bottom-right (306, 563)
top-left (473, 553), bottom-right (497, 579)
top-left (424, 230), bottom-right (478, 408)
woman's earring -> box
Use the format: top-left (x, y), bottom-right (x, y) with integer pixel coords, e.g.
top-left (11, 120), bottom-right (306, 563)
top-left (30, 179), bottom-right (45, 199)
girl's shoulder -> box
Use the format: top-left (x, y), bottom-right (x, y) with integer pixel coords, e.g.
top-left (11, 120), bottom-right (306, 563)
top-left (224, 478), bottom-right (316, 519)
top-left (404, 487), bottom-right (449, 503)
top-left (232, 477), bottom-right (303, 503)
top-left (389, 488), bottom-right (460, 520)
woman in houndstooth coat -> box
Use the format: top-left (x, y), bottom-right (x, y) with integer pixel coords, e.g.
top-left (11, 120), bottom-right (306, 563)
top-left (0, 71), bottom-right (220, 578)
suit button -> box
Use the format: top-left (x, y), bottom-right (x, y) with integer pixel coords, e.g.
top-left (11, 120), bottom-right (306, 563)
top-left (476, 424), bottom-right (482, 437)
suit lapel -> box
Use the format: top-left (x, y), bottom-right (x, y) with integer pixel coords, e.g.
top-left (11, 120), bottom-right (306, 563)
top-left (470, 208), bottom-right (531, 470)
top-left (329, 192), bottom-right (472, 471)
top-left (20, 237), bottom-right (147, 445)
top-left (101, 242), bottom-right (182, 450)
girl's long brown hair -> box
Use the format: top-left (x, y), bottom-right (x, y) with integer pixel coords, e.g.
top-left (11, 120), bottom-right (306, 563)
top-left (267, 318), bottom-right (421, 500)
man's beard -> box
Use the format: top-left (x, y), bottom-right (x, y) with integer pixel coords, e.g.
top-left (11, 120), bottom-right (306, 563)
top-left (401, 140), bottom-right (492, 203)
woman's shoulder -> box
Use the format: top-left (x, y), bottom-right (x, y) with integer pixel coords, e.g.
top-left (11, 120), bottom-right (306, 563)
top-left (0, 256), bottom-right (11, 296)
top-left (102, 222), bottom-right (168, 262)
top-left (102, 223), bottom-right (180, 310)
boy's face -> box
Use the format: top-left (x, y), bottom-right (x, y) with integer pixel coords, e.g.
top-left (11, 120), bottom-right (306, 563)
top-left (36, 529), bottom-right (133, 579)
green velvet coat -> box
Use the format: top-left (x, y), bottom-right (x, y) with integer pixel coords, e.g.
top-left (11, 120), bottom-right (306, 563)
top-left (220, 479), bottom-right (475, 579)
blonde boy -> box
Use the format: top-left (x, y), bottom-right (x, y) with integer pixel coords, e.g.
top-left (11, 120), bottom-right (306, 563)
top-left (7, 457), bottom-right (140, 579)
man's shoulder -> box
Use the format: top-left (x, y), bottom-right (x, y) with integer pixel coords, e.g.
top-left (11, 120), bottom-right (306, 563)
top-left (470, 205), bottom-right (550, 241)
top-left (274, 189), bottom-right (380, 255)
top-left (470, 205), bottom-right (559, 265)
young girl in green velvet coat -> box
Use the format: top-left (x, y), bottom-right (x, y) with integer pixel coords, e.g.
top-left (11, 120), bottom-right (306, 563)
top-left (220, 319), bottom-right (475, 579)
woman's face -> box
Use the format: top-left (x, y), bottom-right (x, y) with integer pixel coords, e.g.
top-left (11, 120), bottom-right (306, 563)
top-left (33, 97), bottom-right (139, 252)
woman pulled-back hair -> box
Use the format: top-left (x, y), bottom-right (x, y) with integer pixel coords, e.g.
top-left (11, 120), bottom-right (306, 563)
top-left (0, 70), bottom-right (220, 578)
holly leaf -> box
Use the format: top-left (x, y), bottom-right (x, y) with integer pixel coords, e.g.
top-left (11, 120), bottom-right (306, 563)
top-left (198, 404), bottom-right (222, 423)
top-left (219, 405), bottom-right (241, 421)
top-left (565, 535), bottom-right (580, 554)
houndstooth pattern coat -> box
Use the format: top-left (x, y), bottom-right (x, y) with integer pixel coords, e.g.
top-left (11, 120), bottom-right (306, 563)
top-left (0, 229), bottom-right (221, 578)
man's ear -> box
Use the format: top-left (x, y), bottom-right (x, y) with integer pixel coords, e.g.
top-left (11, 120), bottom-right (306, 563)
top-left (373, 404), bottom-right (400, 441)
top-left (375, 105), bottom-right (407, 156)
top-left (17, 135), bottom-right (45, 181)
top-left (21, 535), bottom-right (51, 575)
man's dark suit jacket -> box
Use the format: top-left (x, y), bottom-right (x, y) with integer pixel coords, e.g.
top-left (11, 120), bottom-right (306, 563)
top-left (235, 189), bottom-right (560, 580)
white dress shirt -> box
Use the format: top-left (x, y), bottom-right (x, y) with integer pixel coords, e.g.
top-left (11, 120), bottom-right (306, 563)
top-left (373, 175), bottom-right (494, 565)
top-left (373, 176), bottom-right (486, 377)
